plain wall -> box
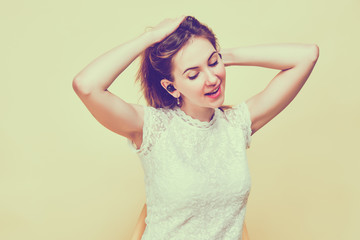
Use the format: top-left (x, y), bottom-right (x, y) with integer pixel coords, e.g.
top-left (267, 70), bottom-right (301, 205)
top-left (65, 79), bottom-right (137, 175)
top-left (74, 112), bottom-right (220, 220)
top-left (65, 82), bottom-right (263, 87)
top-left (1, 0), bottom-right (359, 239)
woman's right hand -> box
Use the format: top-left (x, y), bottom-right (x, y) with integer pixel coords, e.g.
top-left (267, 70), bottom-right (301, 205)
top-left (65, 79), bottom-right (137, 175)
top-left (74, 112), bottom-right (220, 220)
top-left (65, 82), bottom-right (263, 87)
top-left (146, 16), bottom-right (186, 44)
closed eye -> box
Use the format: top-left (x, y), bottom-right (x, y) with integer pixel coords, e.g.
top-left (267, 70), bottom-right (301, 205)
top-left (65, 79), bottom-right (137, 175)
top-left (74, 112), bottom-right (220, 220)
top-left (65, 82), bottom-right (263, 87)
top-left (189, 73), bottom-right (199, 80)
top-left (209, 60), bottom-right (218, 67)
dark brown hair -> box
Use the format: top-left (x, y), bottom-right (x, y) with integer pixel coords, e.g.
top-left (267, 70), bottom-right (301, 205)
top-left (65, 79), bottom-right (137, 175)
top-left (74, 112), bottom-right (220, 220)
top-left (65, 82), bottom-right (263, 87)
top-left (137, 16), bottom-right (230, 110)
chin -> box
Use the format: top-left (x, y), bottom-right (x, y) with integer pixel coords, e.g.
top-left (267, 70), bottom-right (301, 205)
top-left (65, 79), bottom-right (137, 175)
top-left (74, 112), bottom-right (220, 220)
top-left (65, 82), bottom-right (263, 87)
top-left (210, 97), bottom-right (225, 109)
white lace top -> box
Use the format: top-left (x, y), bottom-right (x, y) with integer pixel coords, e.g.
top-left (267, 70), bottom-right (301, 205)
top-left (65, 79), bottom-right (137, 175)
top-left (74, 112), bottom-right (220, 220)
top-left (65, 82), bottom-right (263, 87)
top-left (128, 102), bottom-right (252, 240)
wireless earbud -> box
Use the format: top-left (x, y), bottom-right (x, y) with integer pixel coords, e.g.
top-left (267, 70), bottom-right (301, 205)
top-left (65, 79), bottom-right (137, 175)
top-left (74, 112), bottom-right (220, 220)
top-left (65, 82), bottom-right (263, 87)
top-left (166, 84), bottom-right (176, 92)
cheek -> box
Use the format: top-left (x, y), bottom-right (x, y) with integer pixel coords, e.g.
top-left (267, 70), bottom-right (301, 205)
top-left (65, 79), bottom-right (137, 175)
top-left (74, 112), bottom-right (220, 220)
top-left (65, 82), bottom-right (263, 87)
top-left (176, 78), bottom-right (203, 96)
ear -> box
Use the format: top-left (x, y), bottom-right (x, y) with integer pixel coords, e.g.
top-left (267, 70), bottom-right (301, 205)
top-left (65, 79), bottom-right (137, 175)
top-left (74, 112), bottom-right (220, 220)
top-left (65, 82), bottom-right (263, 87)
top-left (160, 79), bottom-right (180, 98)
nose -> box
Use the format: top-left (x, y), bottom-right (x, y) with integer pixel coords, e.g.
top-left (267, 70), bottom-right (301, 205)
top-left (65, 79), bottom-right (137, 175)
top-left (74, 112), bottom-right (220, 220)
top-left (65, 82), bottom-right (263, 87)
top-left (204, 68), bottom-right (218, 85)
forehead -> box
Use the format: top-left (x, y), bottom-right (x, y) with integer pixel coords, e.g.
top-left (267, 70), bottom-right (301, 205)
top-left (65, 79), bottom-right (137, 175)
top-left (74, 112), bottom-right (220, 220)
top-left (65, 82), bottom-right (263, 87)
top-left (172, 37), bottom-right (216, 73)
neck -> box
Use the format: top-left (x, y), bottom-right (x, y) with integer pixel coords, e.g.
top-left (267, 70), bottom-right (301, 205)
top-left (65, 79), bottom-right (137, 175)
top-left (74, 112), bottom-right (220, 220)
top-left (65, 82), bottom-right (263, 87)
top-left (180, 104), bottom-right (216, 122)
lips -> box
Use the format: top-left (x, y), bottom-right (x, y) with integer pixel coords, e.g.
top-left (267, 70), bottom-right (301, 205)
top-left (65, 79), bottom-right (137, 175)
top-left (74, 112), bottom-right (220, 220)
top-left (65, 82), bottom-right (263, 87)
top-left (205, 85), bottom-right (221, 99)
top-left (205, 85), bottom-right (220, 95)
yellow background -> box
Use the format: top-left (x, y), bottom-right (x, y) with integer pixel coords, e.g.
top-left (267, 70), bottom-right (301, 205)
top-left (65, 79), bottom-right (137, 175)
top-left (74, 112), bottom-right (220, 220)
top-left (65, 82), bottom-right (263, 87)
top-left (1, 0), bottom-right (359, 239)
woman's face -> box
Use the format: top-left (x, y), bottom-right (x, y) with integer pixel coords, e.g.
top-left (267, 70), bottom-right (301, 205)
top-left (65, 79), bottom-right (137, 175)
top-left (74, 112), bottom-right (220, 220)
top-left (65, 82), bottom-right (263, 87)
top-left (170, 37), bottom-right (226, 112)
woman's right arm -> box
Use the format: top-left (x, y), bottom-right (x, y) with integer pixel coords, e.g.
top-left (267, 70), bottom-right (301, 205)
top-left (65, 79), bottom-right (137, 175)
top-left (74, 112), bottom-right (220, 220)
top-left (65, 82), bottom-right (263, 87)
top-left (72, 16), bottom-right (185, 146)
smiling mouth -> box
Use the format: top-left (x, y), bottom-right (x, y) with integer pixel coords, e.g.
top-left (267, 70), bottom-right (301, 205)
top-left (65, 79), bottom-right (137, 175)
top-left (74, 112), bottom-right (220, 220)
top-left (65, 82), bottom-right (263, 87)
top-left (205, 85), bottom-right (220, 96)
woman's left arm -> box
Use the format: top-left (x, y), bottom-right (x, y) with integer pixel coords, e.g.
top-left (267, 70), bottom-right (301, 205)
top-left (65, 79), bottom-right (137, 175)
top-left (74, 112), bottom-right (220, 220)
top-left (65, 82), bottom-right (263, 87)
top-left (221, 43), bottom-right (319, 135)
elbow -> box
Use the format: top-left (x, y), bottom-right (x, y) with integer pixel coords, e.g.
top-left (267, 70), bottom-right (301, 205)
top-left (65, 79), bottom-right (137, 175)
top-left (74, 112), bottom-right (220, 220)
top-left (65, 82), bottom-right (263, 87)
top-left (72, 78), bottom-right (80, 94)
top-left (295, 44), bottom-right (319, 67)
top-left (72, 77), bottom-right (92, 96)
top-left (309, 44), bottom-right (320, 63)
top-left (72, 77), bottom-right (84, 96)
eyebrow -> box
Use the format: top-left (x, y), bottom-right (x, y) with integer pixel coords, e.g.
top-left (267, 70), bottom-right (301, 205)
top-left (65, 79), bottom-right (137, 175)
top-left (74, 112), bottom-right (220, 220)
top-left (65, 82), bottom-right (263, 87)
top-left (182, 51), bottom-right (218, 75)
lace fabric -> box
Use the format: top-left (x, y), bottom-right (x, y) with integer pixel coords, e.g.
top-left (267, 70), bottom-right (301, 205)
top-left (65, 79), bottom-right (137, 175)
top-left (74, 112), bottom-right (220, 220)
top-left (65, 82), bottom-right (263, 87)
top-left (224, 103), bottom-right (252, 149)
top-left (128, 102), bottom-right (252, 240)
top-left (173, 106), bottom-right (218, 129)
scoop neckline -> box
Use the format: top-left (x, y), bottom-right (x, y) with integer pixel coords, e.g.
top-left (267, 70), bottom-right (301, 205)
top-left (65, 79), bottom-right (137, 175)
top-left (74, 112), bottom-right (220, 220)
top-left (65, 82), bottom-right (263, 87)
top-left (174, 107), bottom-right (219, 129)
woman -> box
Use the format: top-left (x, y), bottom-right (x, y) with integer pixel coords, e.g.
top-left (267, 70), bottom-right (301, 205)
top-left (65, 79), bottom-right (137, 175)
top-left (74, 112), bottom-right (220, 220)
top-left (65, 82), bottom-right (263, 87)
top-left (73, 16), bottom-right (319, 240)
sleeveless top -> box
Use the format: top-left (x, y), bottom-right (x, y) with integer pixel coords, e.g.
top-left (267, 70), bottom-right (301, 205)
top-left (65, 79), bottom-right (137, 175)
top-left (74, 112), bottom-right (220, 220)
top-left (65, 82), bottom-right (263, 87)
top-left (128, 102), bottom-right (252, 240)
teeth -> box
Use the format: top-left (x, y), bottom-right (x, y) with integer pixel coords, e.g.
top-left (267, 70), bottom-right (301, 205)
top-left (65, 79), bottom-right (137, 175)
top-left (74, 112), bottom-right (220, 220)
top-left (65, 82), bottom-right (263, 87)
top-left (208, 86), bottom-right (219, 94)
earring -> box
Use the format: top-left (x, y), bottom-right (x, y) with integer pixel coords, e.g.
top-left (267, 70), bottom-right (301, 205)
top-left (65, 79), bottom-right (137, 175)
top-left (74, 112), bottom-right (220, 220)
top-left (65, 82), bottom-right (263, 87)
top-left (177, 97), bottom-right (180, 105)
